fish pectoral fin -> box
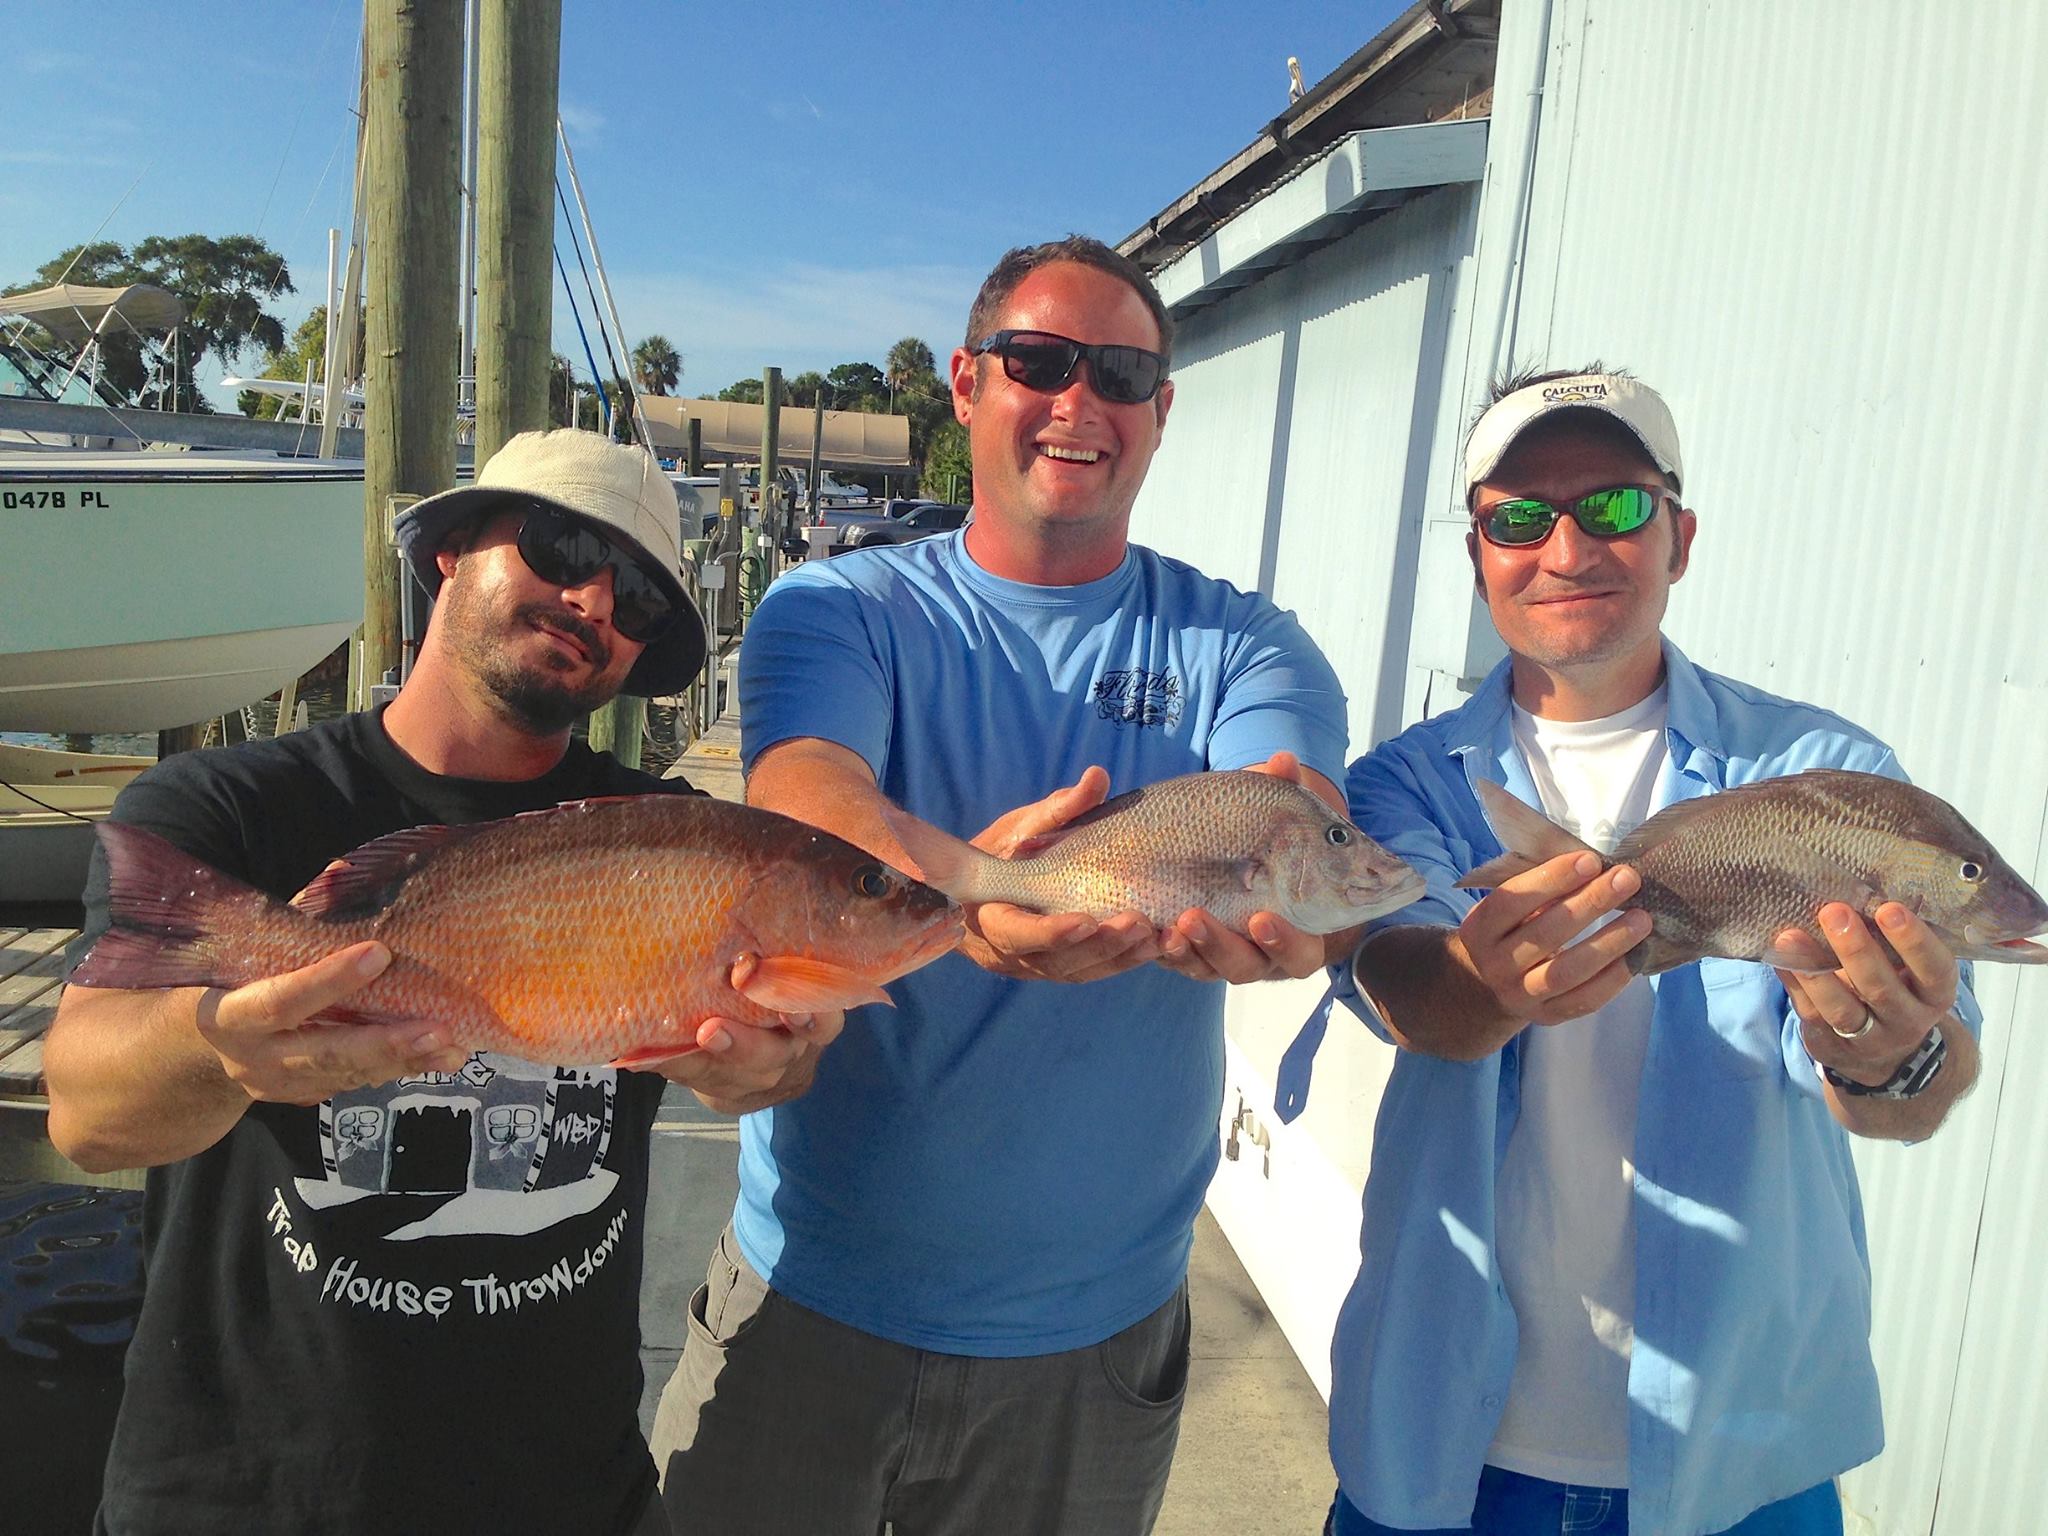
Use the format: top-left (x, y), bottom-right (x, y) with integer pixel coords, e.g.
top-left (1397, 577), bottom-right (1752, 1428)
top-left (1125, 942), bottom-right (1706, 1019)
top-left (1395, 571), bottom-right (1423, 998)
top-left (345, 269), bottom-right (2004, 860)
top-left (1455, 852), bottom-right (1544, 890)
top-left (1472, 780), bottom-right (1595, 872)
top-left (742, 956), bottom-right (894, 1013)
top-left (1760, 932), bottom-right (1838, 973)
top-left (610, 1042), bottom-right (698, 1070)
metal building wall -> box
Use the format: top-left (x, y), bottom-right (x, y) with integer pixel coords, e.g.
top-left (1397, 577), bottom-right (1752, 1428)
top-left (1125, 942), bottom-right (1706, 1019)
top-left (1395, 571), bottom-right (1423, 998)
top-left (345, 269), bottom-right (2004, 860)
top-left (1477, 3), bottom-right (2048, 1529)
top-left (1128, 183), bottom-right (1481, 1389)
top-left (1129, 0), bottom-right (2046, 1523)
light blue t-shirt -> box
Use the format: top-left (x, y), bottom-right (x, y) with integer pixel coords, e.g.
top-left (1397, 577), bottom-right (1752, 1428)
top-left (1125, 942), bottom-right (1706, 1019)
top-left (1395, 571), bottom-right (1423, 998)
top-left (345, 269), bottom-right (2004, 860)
top-left (1316, 643), bottom-right (1983, 1536)
top-left (734, 529), bottom-right (1348, 1355)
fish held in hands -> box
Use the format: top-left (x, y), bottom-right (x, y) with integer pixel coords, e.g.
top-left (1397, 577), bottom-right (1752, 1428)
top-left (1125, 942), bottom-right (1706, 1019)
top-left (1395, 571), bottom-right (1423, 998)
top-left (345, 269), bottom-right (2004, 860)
top-left (70, 796), bottom-right (964, 1068)
top-left (1458, 772), bottom-right (2048, 974)
top-left (884, 769), bottom-right (1425, 935)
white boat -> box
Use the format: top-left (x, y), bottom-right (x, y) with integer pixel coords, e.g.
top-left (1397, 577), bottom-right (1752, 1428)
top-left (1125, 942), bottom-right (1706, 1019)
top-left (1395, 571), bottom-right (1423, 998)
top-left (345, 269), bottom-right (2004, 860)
top-left (0, 451), bottom-right (365, 733)
top-left (0, 741), bottom-right (151, 903)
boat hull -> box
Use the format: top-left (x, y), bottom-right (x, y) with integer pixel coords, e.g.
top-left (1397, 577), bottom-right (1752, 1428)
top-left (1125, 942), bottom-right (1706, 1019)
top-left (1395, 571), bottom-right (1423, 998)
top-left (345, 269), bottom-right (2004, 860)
top-left (0, 454), bottom-right (365, 733)
top-left (0, 742), bottom-right (150, 903)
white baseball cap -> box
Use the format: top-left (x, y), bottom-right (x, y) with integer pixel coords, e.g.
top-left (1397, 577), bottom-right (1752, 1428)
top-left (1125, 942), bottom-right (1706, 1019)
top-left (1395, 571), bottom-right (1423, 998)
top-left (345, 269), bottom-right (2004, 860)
top-left (396, 428), bottom-right (707, 696)
top-left (1463, 373), bottom-right (1683, 498)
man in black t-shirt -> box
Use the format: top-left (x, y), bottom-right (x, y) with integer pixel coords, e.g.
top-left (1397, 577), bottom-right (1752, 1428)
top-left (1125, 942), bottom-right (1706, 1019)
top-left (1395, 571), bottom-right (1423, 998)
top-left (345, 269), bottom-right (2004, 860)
top-left (46, 430), bottom-right (840, 1536)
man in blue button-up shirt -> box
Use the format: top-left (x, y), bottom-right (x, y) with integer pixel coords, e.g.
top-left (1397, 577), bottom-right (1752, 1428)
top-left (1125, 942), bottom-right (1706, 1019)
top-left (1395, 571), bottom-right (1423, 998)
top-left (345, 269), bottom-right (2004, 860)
top-left (1320, 369), bottom-right (1986, 1536)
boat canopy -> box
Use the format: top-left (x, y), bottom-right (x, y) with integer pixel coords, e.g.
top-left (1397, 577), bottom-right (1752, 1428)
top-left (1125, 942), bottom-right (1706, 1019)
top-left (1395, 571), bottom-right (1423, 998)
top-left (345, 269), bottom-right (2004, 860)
top-left (0, 283), bottom-right (184, 347)
top-left (638, 397), bottom-right (913, 471)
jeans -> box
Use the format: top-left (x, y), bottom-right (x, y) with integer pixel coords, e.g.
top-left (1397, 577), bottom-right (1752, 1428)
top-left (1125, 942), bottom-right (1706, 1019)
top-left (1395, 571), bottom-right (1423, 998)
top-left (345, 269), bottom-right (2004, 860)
top-left (1326, 1466), bottom-right (1843, 1535)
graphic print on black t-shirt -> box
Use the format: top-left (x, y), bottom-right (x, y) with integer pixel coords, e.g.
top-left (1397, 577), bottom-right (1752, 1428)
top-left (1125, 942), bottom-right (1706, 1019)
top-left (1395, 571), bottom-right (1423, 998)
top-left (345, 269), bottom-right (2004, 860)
top-left (303, 1053), bottom-right (625, 1239)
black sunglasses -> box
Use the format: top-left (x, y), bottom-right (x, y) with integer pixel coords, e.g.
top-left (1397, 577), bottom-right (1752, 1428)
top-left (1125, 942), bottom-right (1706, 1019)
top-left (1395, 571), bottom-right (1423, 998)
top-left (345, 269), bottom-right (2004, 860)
top-left (1475, 485), bottom-right (1675, 548)
top-left (972, 329), bottom-right (1167, 406)
top-left (503, 500), bottom-right (677, 644)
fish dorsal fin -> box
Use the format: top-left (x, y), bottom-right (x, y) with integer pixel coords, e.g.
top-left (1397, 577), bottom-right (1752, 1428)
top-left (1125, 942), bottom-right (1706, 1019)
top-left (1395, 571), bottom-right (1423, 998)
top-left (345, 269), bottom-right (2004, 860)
top-left (289, 823), bottom-right (485, 918)
top-left (511, 794), bottom-right (648, 823)
top-left (1456, 780), bottom-right (1594, 889)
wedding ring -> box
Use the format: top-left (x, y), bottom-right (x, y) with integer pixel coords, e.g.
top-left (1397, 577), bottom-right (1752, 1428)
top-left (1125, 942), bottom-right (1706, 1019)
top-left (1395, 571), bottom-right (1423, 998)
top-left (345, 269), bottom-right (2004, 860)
top-left (1831, 1007), bottom-right (1877, 1041)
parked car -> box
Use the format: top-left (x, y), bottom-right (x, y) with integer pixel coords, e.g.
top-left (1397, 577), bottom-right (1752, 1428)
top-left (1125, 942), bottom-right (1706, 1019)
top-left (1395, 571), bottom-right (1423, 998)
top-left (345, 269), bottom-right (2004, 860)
top-left (791, 498), bottom-right (968, 555)
top-left (835, 499), bottom-right (969, 551)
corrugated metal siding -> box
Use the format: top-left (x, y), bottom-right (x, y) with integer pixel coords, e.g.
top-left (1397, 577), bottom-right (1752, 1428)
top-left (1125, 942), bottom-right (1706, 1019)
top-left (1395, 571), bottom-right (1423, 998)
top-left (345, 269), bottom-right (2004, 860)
top-left (1124, 0), bottom-right (2047, 1524)
top-left (1500, 3), bottom-right (2048, 1529)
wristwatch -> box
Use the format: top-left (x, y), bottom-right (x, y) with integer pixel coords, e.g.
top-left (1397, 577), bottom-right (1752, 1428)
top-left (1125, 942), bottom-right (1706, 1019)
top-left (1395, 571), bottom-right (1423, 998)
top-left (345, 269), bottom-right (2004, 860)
top-left (1824, 1023), bottom-right (1948, 1100)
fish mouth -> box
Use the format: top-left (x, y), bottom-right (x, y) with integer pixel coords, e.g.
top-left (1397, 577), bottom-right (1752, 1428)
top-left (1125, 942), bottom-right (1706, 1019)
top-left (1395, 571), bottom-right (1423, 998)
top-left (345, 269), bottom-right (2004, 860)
top-left (1960, 922), bottom-right (2048, 963)
top-left (1346, 870), bottom-right (1428, 922)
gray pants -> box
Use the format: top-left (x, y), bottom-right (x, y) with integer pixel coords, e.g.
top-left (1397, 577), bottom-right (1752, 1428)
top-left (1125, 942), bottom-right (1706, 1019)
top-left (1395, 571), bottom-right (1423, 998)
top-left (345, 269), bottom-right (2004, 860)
top-left (651, 1225), bottom-right (1191, 1536)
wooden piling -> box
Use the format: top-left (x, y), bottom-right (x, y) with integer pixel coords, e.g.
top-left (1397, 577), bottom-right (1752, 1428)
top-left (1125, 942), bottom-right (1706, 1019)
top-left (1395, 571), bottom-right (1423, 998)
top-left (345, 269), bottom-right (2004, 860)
top-left (473, 0), bottom-right (562, 470)
top-left (760, 366), bottom-right (783, 553)
top-left (361, 0), bottom-right (464, 702)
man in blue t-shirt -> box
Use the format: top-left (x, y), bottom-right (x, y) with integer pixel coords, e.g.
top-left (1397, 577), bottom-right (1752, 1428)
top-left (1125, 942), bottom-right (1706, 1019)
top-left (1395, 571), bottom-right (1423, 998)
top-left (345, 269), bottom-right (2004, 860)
top-left (651, 236), bottom-right (1351, 1534)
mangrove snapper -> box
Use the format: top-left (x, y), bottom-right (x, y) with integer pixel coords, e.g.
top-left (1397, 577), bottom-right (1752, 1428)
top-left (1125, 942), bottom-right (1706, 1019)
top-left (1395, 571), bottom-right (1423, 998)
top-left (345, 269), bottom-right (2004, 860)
top-left (1459, 771), bottom-right (2048, 974)
top-left (71, 796), bottom-right (963, 1067)
top-left (884, 770), bottom-right (1424, 935)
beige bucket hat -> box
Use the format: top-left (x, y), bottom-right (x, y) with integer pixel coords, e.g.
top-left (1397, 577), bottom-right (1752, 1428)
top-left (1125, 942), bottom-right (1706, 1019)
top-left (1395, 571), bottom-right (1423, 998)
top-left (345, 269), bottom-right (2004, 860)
top-left (395, 428), bottom-right (707, 695)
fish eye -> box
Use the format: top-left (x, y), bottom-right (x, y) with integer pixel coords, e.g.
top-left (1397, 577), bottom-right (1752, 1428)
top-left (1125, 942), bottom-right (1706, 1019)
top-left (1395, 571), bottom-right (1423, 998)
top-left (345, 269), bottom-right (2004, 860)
top-left (853, 863), bottom-right (891, 899)
top-left (1959, 860), bottom-right (1985, 883)
top-left (1325, 825), bottom-right (1352, 846)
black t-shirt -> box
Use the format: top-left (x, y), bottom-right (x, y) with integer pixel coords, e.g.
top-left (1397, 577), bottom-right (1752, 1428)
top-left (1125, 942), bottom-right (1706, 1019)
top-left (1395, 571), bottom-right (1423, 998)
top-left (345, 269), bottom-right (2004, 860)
top-left (68, 708), bottom-right (697, 1536)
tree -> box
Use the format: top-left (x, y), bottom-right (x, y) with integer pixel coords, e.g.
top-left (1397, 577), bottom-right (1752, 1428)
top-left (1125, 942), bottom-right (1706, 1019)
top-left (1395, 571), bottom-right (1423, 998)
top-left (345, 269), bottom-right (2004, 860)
top-left (716, 377), bottom-right (766, 405)
top-left (826, 361), bottom-right (886, 409)
top-left (548, 353), bottom-right (576, 426)
top-left (921, 419), bottom-right (972, 502)
top-left (631, 334), bottom-right (680, 396)
top-left (886, 336), bottom-right (936, 394)
top-left (784, 370), bottom-right (826, 409)
top-left (572, 376), bottom-right (637, 442)
top-left (239, 305), bottom-right (365, 420)
top-left (8, 233), bottom-right (292, 412)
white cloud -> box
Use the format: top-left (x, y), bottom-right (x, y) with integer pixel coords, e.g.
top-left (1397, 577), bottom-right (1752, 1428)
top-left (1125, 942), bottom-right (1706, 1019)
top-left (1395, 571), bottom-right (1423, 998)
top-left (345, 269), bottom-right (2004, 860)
top-left (558, 101), bottom-right (607, 140)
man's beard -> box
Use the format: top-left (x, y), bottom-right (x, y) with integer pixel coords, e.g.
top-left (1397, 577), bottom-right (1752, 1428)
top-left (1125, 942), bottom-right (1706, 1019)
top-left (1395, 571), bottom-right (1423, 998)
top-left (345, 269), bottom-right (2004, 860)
top-left (445, 581), bottom-right (620, 735)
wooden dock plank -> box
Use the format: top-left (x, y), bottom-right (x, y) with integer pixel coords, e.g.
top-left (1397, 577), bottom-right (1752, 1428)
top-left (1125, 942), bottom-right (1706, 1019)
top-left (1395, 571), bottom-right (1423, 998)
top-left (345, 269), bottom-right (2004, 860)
top-left (0, 927), bottom-right (78, 1094)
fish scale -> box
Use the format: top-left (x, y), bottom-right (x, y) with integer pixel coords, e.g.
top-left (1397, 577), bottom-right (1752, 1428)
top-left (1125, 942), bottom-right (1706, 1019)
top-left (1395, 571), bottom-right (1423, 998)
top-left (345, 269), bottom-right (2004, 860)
top-left (887, 770), bottom-right (1426, 935)
top-left (72, 795), bottom-right (964, 1067)
top-left (1463, 770), bottom-right (2048, 974)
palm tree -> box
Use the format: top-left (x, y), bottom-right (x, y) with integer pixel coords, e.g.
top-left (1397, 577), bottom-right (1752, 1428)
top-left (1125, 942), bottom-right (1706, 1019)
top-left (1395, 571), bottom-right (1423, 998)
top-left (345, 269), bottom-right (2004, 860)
top-left (631, 334), bottom-right (681, 397)
top-left (885, 337), bottom-right (936, 398)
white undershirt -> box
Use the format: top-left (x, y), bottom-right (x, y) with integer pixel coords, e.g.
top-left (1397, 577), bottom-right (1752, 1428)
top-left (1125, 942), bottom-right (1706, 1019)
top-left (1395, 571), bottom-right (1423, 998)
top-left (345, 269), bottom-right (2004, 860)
top-left (1486, 686), bottom-right (1669, 1488)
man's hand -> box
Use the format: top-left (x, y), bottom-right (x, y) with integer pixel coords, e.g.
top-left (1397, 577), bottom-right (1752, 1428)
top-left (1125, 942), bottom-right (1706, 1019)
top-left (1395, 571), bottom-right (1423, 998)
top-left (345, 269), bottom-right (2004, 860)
top-left (195, 941), bottom-right (471, 1107)
top-left (1158, 751), bottom-right (1346, 984)
top-left (961, 767), bottom-right (1166, 983)
top-left (1776, 902), bottom-right (1957, 1087)
top-left (659, 955), bottom-right (848, 1115)
top-left (1456, 851), bottom-right (1652, 1026)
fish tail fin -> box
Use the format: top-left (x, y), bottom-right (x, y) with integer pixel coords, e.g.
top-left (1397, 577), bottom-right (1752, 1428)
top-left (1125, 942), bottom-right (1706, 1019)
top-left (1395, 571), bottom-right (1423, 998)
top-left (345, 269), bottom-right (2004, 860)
top-left (879, 804), bottom-right (1001, 905)
top-left (69, 822), bottom-right (292, 990)
top-left (1454, 781), bottom-right (1600, 890)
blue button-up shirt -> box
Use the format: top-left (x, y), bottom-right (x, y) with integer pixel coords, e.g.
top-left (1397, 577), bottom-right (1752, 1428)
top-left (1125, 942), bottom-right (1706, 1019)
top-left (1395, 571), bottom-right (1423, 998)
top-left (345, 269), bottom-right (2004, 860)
top-left (1320, 644), bottom-right (1982, 1536)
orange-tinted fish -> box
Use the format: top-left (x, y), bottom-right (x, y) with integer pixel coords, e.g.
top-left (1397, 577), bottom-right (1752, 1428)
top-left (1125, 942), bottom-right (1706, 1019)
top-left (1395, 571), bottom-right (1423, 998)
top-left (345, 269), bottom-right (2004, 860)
top-left (70, 795), bottom-right (963, 1068)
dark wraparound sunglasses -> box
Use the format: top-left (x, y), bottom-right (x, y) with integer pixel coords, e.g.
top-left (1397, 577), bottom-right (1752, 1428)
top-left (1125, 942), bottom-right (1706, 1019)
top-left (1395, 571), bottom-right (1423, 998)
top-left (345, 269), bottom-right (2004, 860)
top-left (503, 499), bottom-right (677, 644)
top-left (972, 329), bottom-right (1167, 405)
top-left (1476, 484), bottom-right (1675, 548)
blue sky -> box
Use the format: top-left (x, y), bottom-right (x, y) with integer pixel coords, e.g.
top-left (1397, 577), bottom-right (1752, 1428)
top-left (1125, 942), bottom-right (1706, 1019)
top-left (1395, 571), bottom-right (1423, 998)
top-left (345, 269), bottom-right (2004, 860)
top-left (4, 1), bottom-right (1407, 404)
